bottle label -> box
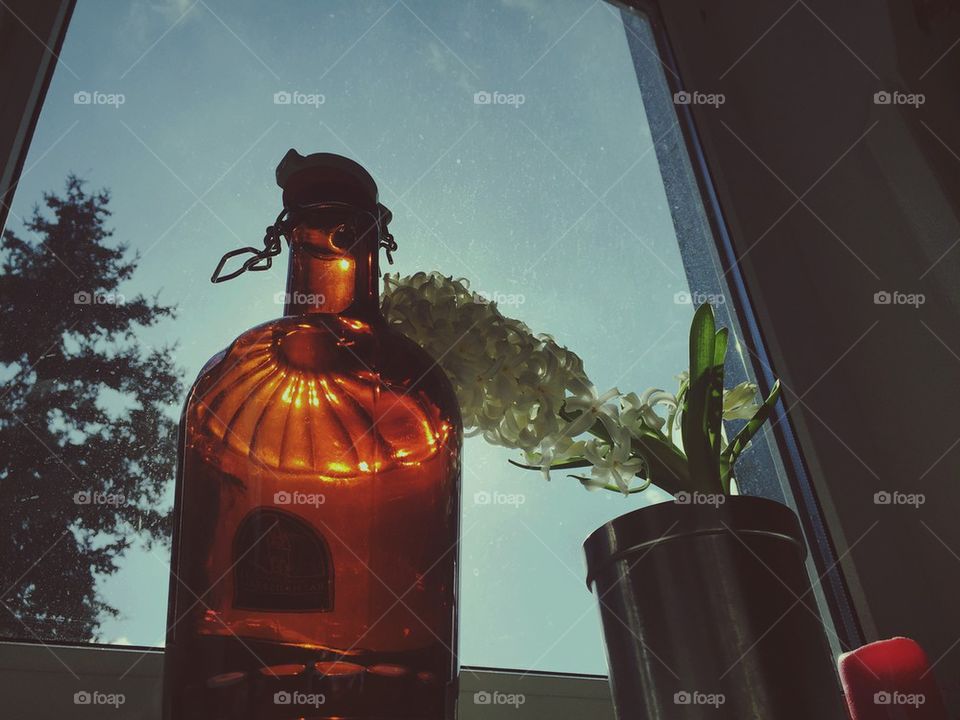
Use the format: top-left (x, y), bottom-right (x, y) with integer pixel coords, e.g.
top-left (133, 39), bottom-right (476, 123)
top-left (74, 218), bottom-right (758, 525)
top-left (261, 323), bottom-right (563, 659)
top-left (233, 508), bottom-right (333, 612)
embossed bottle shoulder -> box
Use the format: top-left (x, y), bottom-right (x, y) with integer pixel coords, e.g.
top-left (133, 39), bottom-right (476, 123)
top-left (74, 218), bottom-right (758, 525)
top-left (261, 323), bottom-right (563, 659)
top-left (185, 316), bottom-right (457, 478)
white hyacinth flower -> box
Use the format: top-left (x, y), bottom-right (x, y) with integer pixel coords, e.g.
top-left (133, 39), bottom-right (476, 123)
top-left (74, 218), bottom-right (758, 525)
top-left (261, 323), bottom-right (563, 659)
top-left (381, 273), bottom-right (770, 496)
top-left (581, 426), bottom-right (647, 494)
top-left (382, 272), bottom-right (593, 460)
top-left (621, 389), bottom-right (677, 435)
top-left (722, 381), bottom-right (760, 420)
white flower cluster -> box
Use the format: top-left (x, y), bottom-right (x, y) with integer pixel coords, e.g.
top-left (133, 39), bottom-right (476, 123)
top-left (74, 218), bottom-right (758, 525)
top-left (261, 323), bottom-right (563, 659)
top-left (381, 272), bottom-right (759, 494)
top-left (382, 272), bottom-right (591, 447)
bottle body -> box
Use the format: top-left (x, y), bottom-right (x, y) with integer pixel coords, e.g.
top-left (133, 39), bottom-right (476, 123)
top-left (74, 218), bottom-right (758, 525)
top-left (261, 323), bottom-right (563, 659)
top-left (163, 312), bottom-right (461, 719)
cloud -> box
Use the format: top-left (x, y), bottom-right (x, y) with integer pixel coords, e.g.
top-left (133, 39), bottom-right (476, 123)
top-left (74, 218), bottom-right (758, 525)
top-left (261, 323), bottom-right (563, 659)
top-left (117, 0), bottom-right (201, 56)
top-left (423, 40), bottom-right (477, 94)
top-left (501, 0), bottom-right (545, 13)
top-left (151, 0), bottom-right (197, 21)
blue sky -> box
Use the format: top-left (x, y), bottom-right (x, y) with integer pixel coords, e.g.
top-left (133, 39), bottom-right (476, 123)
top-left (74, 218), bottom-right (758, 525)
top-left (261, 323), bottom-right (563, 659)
top-left (5, 0), bottom-right (707, 674)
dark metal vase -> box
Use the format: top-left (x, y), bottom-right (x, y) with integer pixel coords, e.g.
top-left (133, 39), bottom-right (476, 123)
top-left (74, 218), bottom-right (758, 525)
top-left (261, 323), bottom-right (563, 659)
top-left (583, 495), bottom-right (848, 720)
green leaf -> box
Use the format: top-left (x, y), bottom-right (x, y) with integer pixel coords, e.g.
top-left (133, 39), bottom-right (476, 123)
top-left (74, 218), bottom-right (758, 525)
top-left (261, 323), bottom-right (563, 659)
top-left (720, 379), bottom-right (782, 489)
top-left (681, 304), bottom-right (722, 493)
top-left (719, 454), bottom-right (732, 494)
top-left (569, 474), bottom-right (651, 494)
top-left (713, 327), bottom-right (729, 367)
top-left (507, 458), bottom-right (592, 472)
top-left (629, 434), bottom-right (690, 495)
top-left (707, 327), bottom-right (728, 457)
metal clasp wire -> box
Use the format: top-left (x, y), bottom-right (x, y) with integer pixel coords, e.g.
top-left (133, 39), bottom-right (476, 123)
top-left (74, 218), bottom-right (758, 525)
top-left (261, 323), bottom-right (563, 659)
top-left (210, 209), bottom-right (288, 283)
top-left (210, 202), bottom-right (397, 284)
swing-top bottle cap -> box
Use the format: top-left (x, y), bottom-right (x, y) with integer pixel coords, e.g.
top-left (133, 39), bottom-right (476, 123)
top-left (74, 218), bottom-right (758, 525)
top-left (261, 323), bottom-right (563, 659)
top-left (276, 149), bottom-right (379, 211)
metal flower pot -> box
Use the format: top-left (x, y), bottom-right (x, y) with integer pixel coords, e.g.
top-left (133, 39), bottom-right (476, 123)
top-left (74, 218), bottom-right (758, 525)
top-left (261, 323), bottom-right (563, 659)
top-left (583, 495), bottom-right (847, 719)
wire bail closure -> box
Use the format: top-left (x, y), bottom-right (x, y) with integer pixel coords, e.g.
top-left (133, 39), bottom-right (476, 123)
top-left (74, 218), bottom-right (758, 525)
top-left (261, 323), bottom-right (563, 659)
top-left (211, 201), bottom-right (397, 283)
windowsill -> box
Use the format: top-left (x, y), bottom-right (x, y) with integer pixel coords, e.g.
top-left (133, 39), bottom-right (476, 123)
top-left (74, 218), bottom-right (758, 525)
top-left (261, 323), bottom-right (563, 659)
top-left (0, 641), bottom-right (614, 719)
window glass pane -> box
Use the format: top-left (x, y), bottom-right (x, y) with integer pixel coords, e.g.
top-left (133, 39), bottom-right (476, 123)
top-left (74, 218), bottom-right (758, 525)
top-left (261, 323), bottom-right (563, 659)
top-left (0, 0), bottom-right (810, 675)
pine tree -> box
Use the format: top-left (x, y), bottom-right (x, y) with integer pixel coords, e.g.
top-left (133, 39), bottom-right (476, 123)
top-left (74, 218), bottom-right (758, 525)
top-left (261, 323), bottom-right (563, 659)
top-left (0, 175), bottom-right (183, 641)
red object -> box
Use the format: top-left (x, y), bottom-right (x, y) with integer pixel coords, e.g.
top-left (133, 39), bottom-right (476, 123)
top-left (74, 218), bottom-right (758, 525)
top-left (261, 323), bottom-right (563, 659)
top-left (838, 637), bottom-right (947, 719)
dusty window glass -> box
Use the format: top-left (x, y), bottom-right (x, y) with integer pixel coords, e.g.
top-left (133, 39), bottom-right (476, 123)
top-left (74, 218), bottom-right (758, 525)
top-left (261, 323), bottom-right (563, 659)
top-left (0, 0), bottom-right (803, 675)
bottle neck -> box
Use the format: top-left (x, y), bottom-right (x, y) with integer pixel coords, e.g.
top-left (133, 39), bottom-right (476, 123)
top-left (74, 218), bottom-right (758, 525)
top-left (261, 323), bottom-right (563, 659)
top-left (283, 213), bottom-right (381, 319)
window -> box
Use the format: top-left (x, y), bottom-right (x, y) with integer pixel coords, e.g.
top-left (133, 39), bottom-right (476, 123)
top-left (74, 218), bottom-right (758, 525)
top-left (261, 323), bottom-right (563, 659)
top-left (0, 0), bottom-right (838, 680)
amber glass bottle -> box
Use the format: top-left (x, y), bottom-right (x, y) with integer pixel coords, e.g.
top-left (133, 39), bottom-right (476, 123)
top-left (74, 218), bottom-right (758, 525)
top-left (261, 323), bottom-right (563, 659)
top-left (163, 151), bottom-right (462, 720)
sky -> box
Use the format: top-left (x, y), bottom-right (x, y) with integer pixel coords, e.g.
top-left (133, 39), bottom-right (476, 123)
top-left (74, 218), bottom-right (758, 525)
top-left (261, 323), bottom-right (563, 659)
top-left (2, 0), bottom-right (762, 674)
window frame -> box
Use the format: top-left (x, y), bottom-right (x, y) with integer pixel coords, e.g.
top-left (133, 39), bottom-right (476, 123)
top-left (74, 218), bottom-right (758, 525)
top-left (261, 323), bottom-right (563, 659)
top-left (0, 0), bottom-right (75, 234)
top-left (615, 0), bottom-right (865, 653)
top-left (0, 0), bottom-right (862, 712)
